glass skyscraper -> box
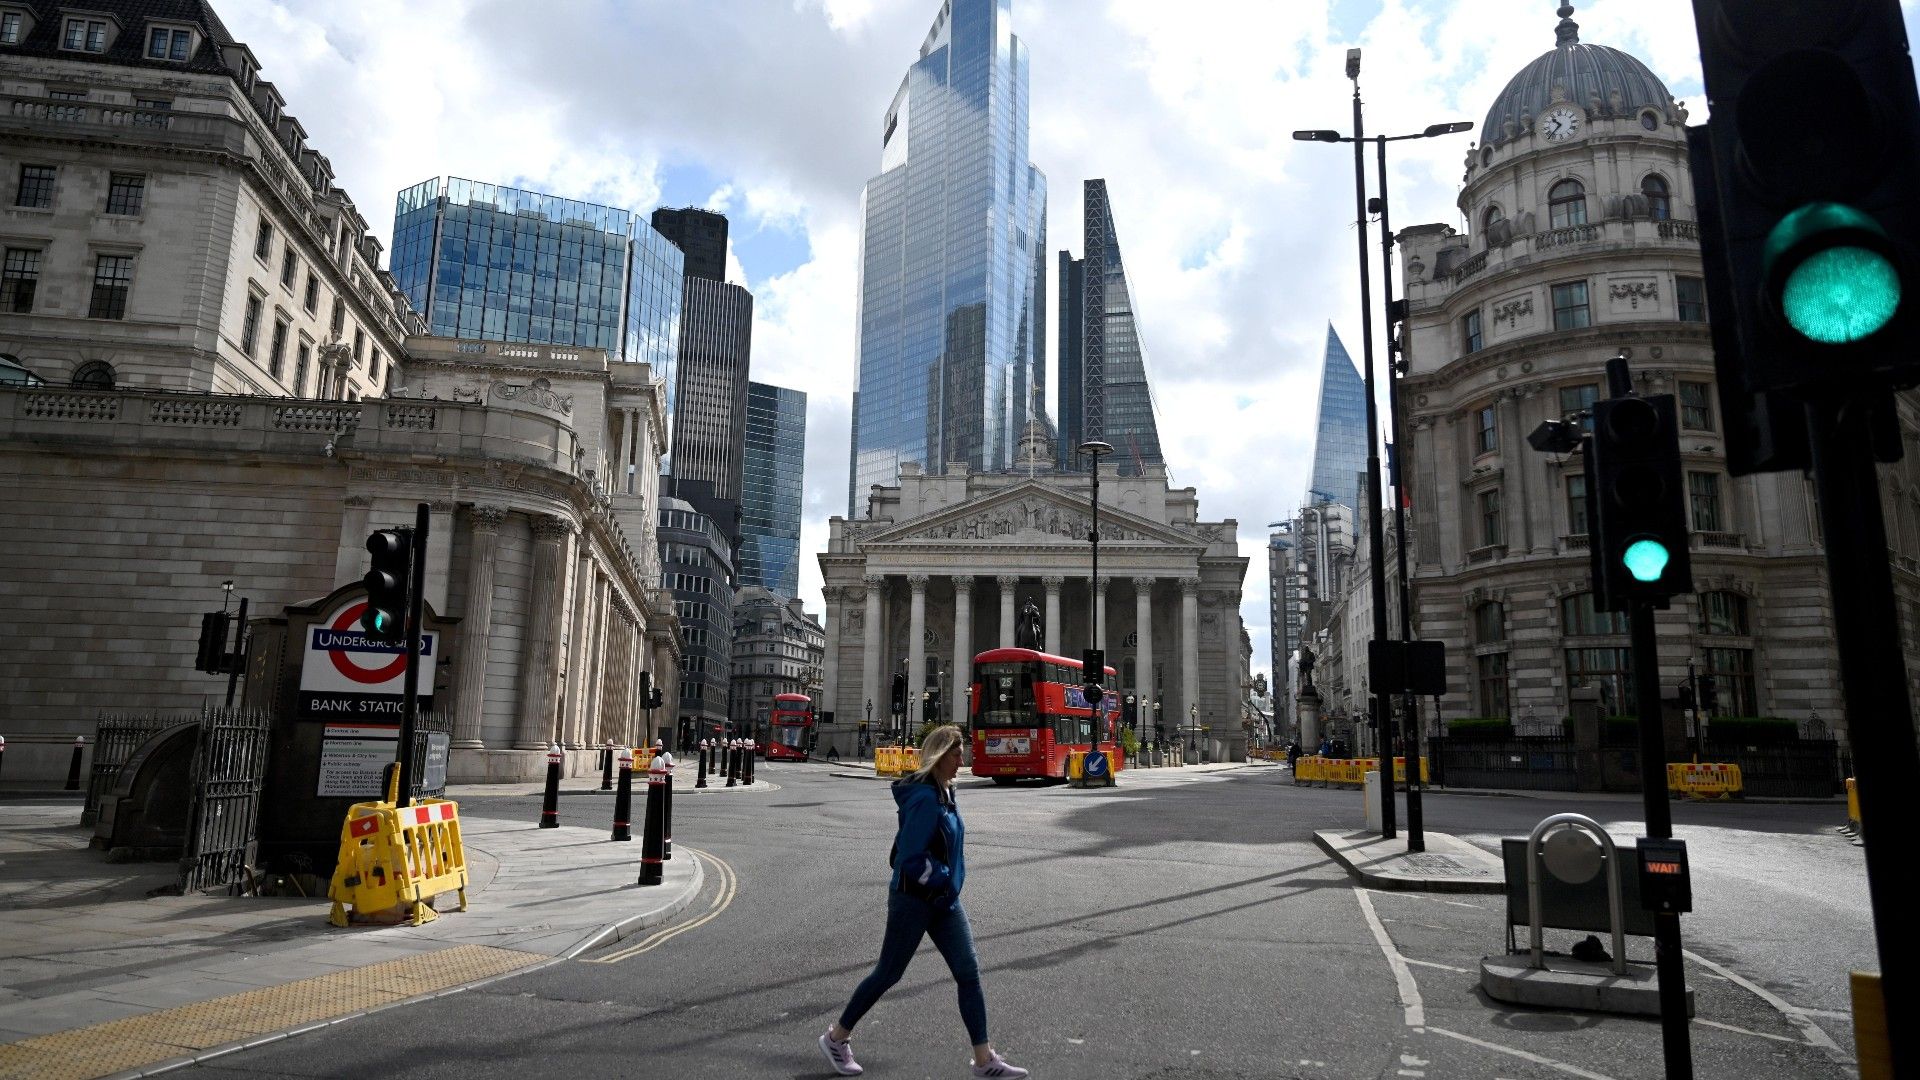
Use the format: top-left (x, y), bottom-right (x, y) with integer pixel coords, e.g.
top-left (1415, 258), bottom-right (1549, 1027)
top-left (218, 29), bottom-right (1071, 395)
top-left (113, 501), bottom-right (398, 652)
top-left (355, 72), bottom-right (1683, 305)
top-left (847, 0), bottom-right (1049, 514)
top-left (740, 381), bottom-right (808, 598)
top-left (1058, 178), bottom-right (1165, 475)
top-left (391, 177), bottom-right (683, 382)
top-left (1305, 324), bottom-right (1369, 509)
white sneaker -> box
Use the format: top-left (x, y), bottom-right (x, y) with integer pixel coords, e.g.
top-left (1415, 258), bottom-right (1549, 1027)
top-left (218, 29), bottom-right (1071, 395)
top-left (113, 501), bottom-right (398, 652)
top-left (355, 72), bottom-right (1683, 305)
top-left (971, 1051), bottom-right (1029, 1078)
top-left (819, 1029), bottom-right (863, 1076)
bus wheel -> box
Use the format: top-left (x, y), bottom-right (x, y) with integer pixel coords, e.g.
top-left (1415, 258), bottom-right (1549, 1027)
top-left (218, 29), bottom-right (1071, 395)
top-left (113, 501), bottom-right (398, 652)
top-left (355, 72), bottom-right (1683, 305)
top-left (992, 777), bottom-right (1017, 787)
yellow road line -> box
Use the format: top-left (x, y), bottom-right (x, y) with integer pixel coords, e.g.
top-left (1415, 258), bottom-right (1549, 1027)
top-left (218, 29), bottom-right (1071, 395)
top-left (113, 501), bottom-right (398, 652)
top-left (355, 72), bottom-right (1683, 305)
top-left (584, 847), bottom-right (738, 964)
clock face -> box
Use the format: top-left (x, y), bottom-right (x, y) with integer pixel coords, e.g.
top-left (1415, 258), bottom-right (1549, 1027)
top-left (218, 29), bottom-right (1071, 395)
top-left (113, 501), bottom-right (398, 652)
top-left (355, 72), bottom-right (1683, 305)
top-left (1543, 107), bottom-right (1582, 141)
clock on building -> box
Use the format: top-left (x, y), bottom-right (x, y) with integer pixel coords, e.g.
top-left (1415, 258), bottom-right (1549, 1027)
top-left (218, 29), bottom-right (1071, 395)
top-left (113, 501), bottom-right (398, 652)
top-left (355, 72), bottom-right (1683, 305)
top-left (1542, 105), bottom-right (1582, 141)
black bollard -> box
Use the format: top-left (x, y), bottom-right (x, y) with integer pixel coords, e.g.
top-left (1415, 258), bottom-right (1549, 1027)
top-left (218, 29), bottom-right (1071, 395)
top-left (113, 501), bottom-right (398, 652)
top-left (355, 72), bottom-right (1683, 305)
top-left (610, 748), bottom-right (634, 841)
top-left (63, 736), bottom-right (84, 792)
top-left (726, 740), bottom-right (738, 788)
top-left (638, 759), bottom-right (666, 886)
top-left (747, 739), bottom-right (756, 784)
top-left (662, 753), bottom-right (673, 860)
top-left (0, 734), bottom-right (6, 782)
top-left (538, 743), bottom-right (563, 828)
top-left (600, 740), bottom-right (614, 791)
top-left (696, 740), bottom-right (709, 789)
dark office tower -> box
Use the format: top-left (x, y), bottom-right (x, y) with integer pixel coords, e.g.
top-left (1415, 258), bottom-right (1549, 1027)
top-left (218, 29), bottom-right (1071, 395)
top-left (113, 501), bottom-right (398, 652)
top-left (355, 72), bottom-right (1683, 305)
top-left (1065, 179), bottom-right (1164, 475)
top-left (1305, 323), bottom-right (1368, 510)
top-left (1056, 251), bottom-right (1085, 470)
top-left (390, 178), bottom-right (683, 375)
top-left (669, 275), bottom-right (753, 538)
top-left (847, 0), bottom-right (1049, 514)
top-left (740, 382), bottom-right (808, 598)
top-left (650, 207), bottom-right (729, 283)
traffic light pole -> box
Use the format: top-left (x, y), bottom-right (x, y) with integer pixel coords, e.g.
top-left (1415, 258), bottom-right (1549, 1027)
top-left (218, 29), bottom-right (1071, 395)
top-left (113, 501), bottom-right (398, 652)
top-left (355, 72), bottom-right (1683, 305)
top-left (1686, 658), bottom-right (1702, 763)
top-left (223, 597), bottom-right (248, 708)
top-left (1805, 394), bottom-right (1919, 1074)
top-left (1376, 131), bottom-right (1422, 853)
top-left (394, 502), bottom-right (430, 808)
top-left (1628, 600), bottom-right (1691, 1080)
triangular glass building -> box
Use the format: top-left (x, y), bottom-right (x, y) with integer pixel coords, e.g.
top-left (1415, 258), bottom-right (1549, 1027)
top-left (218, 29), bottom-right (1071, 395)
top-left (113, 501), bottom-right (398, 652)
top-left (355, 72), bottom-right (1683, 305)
top-left (1057, 179), bottom-right (1166, 474)
top-left (1305, 324), bottom-right (1369, 508)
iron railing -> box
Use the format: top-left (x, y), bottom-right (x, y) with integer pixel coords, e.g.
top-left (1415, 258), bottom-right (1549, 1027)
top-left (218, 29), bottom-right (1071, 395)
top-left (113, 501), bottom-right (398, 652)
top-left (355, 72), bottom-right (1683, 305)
top-left (1432, 735), bottom-right (1579, 791)
top-left (84, 712), bottom-right (184, 823)
top-left (179, 708), bottom-right (272, 893)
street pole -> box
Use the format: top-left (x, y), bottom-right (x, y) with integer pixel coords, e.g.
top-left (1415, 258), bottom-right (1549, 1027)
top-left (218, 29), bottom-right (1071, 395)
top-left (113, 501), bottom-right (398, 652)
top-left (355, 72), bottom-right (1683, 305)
top-left (223, 596), bottom-right (248, 709)
top-left (1348, 57), bottom-right (1395, 840)
top-left (1687, 657), bottom-right (1702, 763)
top-left (1375, 132), bottom-right (1422, 853)
top-left (395, 502), bottom-right (429, 808)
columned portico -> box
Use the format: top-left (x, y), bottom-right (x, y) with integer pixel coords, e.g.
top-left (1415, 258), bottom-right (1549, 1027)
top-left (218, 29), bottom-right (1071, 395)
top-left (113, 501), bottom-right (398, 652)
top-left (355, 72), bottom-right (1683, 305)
top-left (998, 575), bottom-right (1017, 648)
top-left (907, 574), bottom-right (929, 711)
top-left (862, 575), bottom-right (884, 731)
top-left (1134, 576), bottom-right (1155, 721)
top-left (1180, 576), bottom-right (1201, 738)
top-left (952, 575), bottom-right (974, 726)
top-left (1094, 578), bottom-right (1108, 652)
top-left (515, 516), bottom-right (572, 749)
top-left (1043, 576), bottom-right (1063, 655)
top-left (453, 505), bottom-right (505, 749)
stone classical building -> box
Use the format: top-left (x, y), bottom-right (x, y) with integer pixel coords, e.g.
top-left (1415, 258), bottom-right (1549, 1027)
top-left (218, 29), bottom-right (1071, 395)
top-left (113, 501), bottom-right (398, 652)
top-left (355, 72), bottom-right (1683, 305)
top-left (819, 424), bottom-right (1250, 759)
top-left (1387, 5), bottom-right (1920, 743)
top-left (0, 0), bottom-right (418, 396)
top-left (0, 338), bottom-right (677, 783)
top-left (730, 586), bottom-right (825, 740)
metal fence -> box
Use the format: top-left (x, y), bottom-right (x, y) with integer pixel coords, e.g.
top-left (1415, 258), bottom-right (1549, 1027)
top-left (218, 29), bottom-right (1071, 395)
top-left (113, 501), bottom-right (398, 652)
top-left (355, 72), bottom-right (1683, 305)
top-left (180, 708), bottom-right (272, 893)
top-left (1705, 738), bottom-right (1844, 798)
top-left (85, 712), bottom-right (188, 823)
top-left (1431, 735), bottom-right (1579, 791)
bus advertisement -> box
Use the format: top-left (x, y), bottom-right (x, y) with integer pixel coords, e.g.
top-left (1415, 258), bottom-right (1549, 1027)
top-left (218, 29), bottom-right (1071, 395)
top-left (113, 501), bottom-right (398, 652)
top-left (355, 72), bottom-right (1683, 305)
top-left (968, 647), bottom-right (1122, 783)
top-left (766, 693), bottom-right (814, 761)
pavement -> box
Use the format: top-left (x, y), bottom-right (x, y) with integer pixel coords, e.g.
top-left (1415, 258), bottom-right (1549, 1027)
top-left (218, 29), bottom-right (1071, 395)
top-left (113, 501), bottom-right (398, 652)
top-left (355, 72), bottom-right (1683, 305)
top-left (0, 780), bottom-right (713, 1080)
top-left (1314, 826), bottom-right (1508, 893)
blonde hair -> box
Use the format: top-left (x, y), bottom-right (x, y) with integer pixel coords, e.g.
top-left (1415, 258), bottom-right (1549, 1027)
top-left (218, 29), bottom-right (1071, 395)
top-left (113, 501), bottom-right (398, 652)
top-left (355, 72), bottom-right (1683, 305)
top-left (906, 725), bottom-right (965, 784)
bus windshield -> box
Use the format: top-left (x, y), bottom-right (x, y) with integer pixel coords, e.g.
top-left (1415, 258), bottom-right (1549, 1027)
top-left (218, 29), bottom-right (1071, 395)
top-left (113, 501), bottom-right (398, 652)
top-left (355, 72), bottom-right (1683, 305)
top-left (975, 661), bottom-right (1037, 728)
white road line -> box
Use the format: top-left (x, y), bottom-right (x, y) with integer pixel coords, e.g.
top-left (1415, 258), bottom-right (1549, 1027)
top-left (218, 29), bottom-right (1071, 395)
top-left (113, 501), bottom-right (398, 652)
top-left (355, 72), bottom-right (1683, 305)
top-left (1681, 949), bottom-right (1849, 1061)
top-left (1695, 1018), bottom-right (1810, 1044)
top-left (1426, 1026), bottom-right (1620, 1080)
top-left (1786, 1007), bottom-right (1852, 1020)
top-left (585, 848), bottom-right (738, 963)
top-left (1354, 887), bottom-right (1425, 1028)
top-left (1403, 957), bottom-right (1475, 975)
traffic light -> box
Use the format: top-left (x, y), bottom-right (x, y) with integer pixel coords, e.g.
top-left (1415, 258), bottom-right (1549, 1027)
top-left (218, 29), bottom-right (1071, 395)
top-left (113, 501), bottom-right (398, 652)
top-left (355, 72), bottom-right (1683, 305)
top-left (1689, 0), bottom-right (1920, 395)
top-left (362, 529), bottom-right (411, 643)
top-left (195, 611), bottom-right (230, 673)
top-left (1678, 683), bottom-right (1696, 711)
top-left (639, 670), bottom-right (653, 711)
top-left (890, 672), bottom-right (907, 716)
top-left (1589, 395), bottom-right (1693, 609)
top-left (1698, 676), bottom-right (1719, 715)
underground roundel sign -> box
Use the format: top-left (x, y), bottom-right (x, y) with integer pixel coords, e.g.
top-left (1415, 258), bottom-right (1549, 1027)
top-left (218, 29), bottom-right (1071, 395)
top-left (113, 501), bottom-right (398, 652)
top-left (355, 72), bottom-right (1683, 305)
top-left (298, 596), bottom-right (436, 718)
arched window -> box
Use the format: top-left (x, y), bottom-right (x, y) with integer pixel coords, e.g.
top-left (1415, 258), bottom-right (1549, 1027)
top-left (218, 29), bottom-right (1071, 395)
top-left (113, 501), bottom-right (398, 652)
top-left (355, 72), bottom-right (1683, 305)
top-left (1549, 179), bottom-right (1587, 228)
top-left (70, 360), bottom-right (116, 389)
top-left (1642, 175), bottom-right (1671, 221)
top-left (1482, 205), bottom-right (1504, 232)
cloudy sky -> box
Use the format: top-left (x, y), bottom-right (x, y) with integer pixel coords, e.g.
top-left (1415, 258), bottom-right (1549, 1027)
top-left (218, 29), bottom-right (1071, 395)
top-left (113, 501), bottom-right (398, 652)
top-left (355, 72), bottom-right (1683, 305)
top-left (222, 0), bottom-right (1916, 682)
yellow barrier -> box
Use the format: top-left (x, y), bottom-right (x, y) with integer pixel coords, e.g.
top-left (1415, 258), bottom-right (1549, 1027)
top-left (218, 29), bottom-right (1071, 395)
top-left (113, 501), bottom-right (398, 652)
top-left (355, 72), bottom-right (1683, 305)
top-left (875, 747), bottom-right (899, 776)
top-left (1846, 777), bottom-right (1860, 830)
top-left (1665, 761), bottom-right (1743, 799)
top-left (1289, 756), bottom-right (1429, 786)
top-left (634, 747), bottom-right (657, 771)
top-left (327, 798), bottom-right (470, 927)
top-left (904, 747), bottom-right (921, 772)
top-left (1066, 751), bottom-right (1086, 781)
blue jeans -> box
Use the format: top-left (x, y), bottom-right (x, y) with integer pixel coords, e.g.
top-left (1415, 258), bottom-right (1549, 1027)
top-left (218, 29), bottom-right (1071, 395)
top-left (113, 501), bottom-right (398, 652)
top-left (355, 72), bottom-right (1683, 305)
top-left (840, 890), bottom-right (988, 1045)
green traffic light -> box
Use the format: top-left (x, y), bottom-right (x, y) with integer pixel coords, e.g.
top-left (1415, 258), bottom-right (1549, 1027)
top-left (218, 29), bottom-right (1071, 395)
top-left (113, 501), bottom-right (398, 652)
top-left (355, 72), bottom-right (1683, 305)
top-left (369, 610), bottom-right (393, 633)
top-left (1766, 202), bottom-right (1902, 345)
top-left (1622, 539), bottom-right (1671, 584)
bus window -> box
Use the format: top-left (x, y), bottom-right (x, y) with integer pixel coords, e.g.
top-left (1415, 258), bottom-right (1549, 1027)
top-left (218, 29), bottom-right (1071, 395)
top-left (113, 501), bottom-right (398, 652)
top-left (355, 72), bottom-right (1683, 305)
top-left (976, 662), bottom-right (1037, 727)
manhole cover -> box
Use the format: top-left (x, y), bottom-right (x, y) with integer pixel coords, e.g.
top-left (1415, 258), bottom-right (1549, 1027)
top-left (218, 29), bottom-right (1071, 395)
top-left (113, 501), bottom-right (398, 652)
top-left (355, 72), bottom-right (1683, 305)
top-left (1400, 852), bottom-right (1490, 876)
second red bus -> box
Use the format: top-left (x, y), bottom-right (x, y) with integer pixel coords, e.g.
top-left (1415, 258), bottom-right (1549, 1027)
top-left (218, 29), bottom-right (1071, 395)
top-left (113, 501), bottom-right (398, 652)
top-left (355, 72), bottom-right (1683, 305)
top-left (968, 647), bottom-right (1122, 783)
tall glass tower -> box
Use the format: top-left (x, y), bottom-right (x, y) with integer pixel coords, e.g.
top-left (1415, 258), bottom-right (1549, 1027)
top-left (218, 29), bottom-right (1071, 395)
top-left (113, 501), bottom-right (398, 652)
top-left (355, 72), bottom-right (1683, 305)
top-left (1305, 324), bottom-right (1369, 509)
top-left (1059, 179), bottom-right (1165, 475)
top-left (740, 381), bottom-right (808, 598)
top-left (847, 0), bottom-right (1049, 514)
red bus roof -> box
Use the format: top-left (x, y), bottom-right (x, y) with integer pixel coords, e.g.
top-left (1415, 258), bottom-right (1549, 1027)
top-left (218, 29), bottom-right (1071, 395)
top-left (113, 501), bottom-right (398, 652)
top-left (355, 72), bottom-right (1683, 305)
top-left (971, 647), bottom-right (1117, 678)
top-left (772, 693), bottom-right (811, 704)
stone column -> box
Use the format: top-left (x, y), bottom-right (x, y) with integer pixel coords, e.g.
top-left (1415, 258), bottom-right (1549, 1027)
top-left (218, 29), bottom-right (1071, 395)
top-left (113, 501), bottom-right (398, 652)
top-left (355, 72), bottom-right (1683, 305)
top-left (585, 575), bottom-right (612, 744)
top-left (951, 575), bottom-right (973, 726)
top-left (514, 515), bottom-right (572, 749)
top-left (907, 574), bottom-right (929, 711)
top-left (563, 554), bottom-right (598, 747)
top-left (1043, 576), bottom-right (1063, 655)
top-left (821, 586), bottom-right (842, 719)
top-left (997, 575), bottom-right (1017, 648)
top-left (1134, 576), bottom-right (1155, 722)
top-left (861, 575), bottom-right (883, 730)
top-left (1181, 576), bottom-right (1201, 736)
top-left (1094, 577), bottom-right (1109, 652)
top-left (452, 505), bottom-right (505, 749)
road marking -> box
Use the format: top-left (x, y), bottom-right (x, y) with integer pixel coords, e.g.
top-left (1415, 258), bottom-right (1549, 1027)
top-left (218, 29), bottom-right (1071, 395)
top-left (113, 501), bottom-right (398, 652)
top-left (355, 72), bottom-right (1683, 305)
top-left (1785, 1007), bottom-right (1851, 1020)
top-left (584, 847), bottom-right (737, 964)
top-left (1681, 949), bottom-right (1849, 1062)
top-left (1695, 1018), bottom-right (1809, 1044)
top-left (1426, 1026), bottom-right (1619, 1080)
top-left (1403, 957), bottom-right (1475, 974)
top-left (1354, 887), bottom-right (1425, 1028)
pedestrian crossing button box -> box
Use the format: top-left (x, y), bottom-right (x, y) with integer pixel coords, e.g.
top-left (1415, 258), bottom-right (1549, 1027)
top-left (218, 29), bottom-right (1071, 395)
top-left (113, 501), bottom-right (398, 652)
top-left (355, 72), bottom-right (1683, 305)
top-left (1635, 837), bottom-right (1691, 913)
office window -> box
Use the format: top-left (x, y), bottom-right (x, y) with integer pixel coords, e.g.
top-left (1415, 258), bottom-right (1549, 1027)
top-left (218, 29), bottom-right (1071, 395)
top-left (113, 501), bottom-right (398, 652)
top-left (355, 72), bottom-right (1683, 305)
top-left (1549, 179), bottom-right (1587, 228)
top-left (1462, 309), bottom-right (1483, 353)
top-left (1680, 381), bottom-right (1714, 431)
top-left (1642, 175), bottom-right (1671, 221)
top-left (1559, 383), bottom-right (1598, 431)
top-left (1, 12), bottom-right (21, 44)
top-left (1561, 591), bottom-right (1629, 635)
top-left (105, 173), bottom-right (144, 215)
top-left (330, 298), bottom-right (345, 338)
top-left (1702, 647), bottom-right (1756, 718)
top-left (147, 26), bottom-right (191, 61)
top-left (1478, 488), bottom-right (1503, 547)
top-left (71, 360), bottom-right (115, 389)
top-left (240, 292), bottom-right (263, 356)
top-left (1699, 591), bottom-right (1751, 637)
top-left (280, 249), bottom-right (297, 290)
top-left (2, 248), bottom-right (41, 312)
top-left (303, 273), bottom-right (319, 313)
top-left (1474, 601), bottom-right (1507, 644)
top-left (1688, 471), bottom-right (1723, 532)
top-left (1476, 406), bottom-right (1498, 454)
top-left (294, 339), bottom-right (311, 397)
top-left (352, 327), bottom-right (365, 362)
top-left (369, 350), bottom-right (383, 387)
top-left (62, 18), bottom-right (106, 52)
top-left (88, 256), bottom-right (134, 319)
top-left (132, 96), bottom-right (170, 128)
top-left (1676, 276), bottom-right (1707, 322)
top-left (1566, 473), bottom-right (1589, 535)
top-left (1477, 653), bottom-right (1510, 719)
top-left (15, 165), bottom-right (54, 208)
top-left (1566, 647), bottom-right (1636, 715)
top-left (1482, 205), bottom-right (1503, 232)
top-left (267, 317), bottom-right (289, 379)
top-left (254, 218), bottom-right (274, 261)
top-left (1551, 281), bottom-right (1590, 330)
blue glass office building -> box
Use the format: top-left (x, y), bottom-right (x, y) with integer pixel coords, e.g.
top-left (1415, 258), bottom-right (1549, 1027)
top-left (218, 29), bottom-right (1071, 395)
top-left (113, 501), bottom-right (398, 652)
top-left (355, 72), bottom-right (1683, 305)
top-left (1058, 179), bottom-right (1165, 475)
top-left (1305, 324), bottom-right (1370, 509)
top-left (740, 381), bottom-right (808, 598)
top-left (391, 177), bottom-right (683, 382)
top-left (847, 0), bottom-right (1049, 514)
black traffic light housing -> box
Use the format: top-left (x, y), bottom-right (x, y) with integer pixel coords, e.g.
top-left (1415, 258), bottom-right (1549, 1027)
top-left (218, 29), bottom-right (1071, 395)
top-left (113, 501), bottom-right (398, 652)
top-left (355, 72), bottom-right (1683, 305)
top-left (1589, 395), bottom-right (1693, 610)
top-left (1677, 683), bottom-right (1696, 711)
top-left (1698, 675), bottom-right (1719, 715)
top-left (362, 528), bottom-right (412, 643)
top-left (195, 611), bottom-right (231, 673)
top-left (639, 670), bottom-right (653, 709)
top-left (1689, 0), bottom-right (1920, 398)
top-left (890, 672), bottom-right (907, 716)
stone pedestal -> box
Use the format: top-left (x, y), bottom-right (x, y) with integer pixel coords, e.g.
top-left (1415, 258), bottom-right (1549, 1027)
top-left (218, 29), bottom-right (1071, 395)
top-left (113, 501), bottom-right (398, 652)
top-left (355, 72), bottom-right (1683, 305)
top-left (1296, 686), bottom-right (1324, 748)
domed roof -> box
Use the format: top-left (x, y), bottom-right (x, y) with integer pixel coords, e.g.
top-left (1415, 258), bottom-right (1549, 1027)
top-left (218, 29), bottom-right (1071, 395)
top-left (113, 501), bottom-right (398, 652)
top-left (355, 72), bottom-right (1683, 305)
top-left (1480, 4), bottom-right (1676, 146)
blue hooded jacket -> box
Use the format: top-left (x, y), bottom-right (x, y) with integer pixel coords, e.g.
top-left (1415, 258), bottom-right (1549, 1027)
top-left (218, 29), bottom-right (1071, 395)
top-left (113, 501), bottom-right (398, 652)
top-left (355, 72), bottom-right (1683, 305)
top-left (889, 777), bottom-right (965, 897)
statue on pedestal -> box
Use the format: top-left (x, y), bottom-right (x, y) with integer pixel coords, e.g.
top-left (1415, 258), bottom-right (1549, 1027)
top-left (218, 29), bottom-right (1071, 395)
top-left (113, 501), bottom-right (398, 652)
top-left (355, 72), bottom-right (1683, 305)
top-left (1017, 600), bottom-right (1044, 651)
top-left (1296, 644), bottom-right (1317, 692)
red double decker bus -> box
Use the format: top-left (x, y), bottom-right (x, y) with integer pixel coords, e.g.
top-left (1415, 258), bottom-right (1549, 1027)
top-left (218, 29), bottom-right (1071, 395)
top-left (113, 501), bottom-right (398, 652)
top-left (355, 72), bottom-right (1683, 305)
top-left (968, 647), bottom-right (1122, 783)
top-left (766, 693), bottom-right (814, 761)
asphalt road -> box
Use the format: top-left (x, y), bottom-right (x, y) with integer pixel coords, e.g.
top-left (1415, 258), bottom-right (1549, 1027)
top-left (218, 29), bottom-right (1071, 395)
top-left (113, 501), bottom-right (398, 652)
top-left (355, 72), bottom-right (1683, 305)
top-left (191, 764), bottom-right (1868, 1080)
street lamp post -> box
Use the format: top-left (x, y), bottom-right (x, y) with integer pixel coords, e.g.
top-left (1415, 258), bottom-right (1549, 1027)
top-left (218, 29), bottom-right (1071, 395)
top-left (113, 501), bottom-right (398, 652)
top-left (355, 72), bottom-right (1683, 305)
top-left (1293, 55), bottom-right (1471, 846)
top-left (1188, 703), bottom-right (1198, 756)
top-left (1079, 439), bottom-right (1115, 675)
